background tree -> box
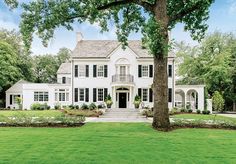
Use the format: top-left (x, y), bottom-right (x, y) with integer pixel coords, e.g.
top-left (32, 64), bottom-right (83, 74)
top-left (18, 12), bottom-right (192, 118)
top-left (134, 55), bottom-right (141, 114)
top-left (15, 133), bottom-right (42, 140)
top-left (212, 91), bottom-right (225, 113)
top-left (0, 29), bottom-right (35, 82)
top-left (0, 41), bottom-right (23, 107)
top-left (19, 0), bottom-right (214, 130)
top-left (33, 48), bottom-right (71, 83)
top-left (176, 32), bottom-right (236, 111)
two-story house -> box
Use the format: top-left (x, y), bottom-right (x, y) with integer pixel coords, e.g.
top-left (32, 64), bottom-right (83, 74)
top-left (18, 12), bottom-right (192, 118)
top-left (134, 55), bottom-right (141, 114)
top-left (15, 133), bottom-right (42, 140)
top-left (5, 32), bottom-right (205, 111)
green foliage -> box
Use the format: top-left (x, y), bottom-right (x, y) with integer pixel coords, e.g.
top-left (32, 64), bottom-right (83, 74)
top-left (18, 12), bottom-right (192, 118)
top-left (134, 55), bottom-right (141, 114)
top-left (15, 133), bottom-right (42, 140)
top-left (134, 95), bottom-right (141, 108)
top-left (89, 103), bottom-right (97, 110)
top-left (176, 32), bottom-right (236, 110)
top-left (0, 41), bottom-right (23, 88)
top-left (212, 91), bottom-right (225, 112)
top-left (202, 110), bottom-right (210, 115)
top-left (105, 94), bottom-right (113, 108)
top-left (19, 0), bottom-right (213, 54)
top-left (197, 110), bottom-right (201, 114)
top-left (80, 103), bottom-right (89, 110)
top-left (31, 103), bottom-right (50, 110)
top-left (4, 0), bottom-right (18, 9)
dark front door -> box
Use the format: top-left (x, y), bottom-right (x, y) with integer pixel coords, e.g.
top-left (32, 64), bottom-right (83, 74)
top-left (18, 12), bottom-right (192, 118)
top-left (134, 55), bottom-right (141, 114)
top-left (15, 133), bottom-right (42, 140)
top-left (119, 93), bottom-right (127, 108)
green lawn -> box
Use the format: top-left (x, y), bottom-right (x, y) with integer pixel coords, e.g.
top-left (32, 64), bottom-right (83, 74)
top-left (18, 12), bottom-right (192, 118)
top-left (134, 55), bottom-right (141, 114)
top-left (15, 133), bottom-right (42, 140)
top-left (0, 110), bottom-right (63, 117)
top-left (172, 114), bottom-right (236, 123)
top-left (0, 123), bottom-right (236, 163)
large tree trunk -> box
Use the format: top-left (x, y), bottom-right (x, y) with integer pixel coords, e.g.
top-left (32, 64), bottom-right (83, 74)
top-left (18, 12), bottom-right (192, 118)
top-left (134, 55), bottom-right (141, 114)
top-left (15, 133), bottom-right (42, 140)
top-left (152, 0), bottom-right (170, 131)
top-left (152, 54), bottom-right (170, 130)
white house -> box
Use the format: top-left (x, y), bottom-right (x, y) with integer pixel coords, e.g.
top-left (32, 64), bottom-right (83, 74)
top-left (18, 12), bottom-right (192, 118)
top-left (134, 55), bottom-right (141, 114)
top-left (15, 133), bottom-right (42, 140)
top-left (5, 32), bottom-right (205, 111)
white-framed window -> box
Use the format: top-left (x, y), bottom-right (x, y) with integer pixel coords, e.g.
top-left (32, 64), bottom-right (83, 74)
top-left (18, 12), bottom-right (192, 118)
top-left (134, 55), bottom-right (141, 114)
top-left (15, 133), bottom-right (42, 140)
top-left (97, 65), bottom-right (104, 77)
top-left (142, 65), bottom-right (149, 77)
top-left (142, 89), bottom-right (148, 102)
top-left (55, 89), bottom-right (69, 102)
top-left (79, 88), bottom-right (85, 101)
top-left (97, 88), bottom-right (104, 101)
top-left (79, 65), bottom-right (86, 77)
top-left (34, 92), bottom-right (49, 102)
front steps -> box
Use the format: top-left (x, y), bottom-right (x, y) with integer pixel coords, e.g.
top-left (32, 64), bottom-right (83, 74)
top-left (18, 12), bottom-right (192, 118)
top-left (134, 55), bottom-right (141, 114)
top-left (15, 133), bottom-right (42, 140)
top-left (85, 108), bottom-right (150, 122)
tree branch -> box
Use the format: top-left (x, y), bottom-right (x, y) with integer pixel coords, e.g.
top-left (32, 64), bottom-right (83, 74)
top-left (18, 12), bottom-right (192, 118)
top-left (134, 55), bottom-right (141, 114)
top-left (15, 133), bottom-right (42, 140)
top-left (97, 0), bottom-right (154, 12)
top-left (169, 1), bottom-right (202, 23)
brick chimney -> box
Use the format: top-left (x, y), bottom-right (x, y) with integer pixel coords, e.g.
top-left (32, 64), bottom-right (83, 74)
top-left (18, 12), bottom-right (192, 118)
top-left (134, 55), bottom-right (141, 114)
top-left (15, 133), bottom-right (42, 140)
top-left (76, 32), bottom-right (83, 42)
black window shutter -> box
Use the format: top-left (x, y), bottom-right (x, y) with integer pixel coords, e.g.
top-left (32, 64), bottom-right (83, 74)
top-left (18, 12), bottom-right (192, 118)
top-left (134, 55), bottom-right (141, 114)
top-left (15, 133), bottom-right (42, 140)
top-left (104, 88), bottom-right (108, 100)
top-left (104, 65), bottom-right (108, 77)
top-left (168, 65), bottom-right (172, 77)
top-left (10, 95), bottom-right (13, 105)
top-left (93, 88), bottom-right (97, 102)
top-left (149, 65), bottom-right (153, 78)
top-left (138, 88), bottom-right (142, 98)
top-left (138, 65), bottom-right (142, 77)
top-left (86, 65), bottom-right (89, 77)
top-left (168, 88), bottom-right (172, 102)
top-left (149, 88), bottom-right (153, 102)
top-left (74, 88), bottom-right (78, 102)
top-left (75, 65), bottom-right (78, 77)
top-left (93, 65), bottom-right (97, 77)
top-left (85, 88), bottom-right (89, 102)
top-left (62, 77), bottom-right (66, 84)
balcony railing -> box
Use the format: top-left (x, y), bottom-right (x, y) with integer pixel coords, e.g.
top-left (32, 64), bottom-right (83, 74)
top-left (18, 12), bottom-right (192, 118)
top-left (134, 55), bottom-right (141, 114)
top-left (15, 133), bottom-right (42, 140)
top-left (112, 74), bottom-right (134, 83)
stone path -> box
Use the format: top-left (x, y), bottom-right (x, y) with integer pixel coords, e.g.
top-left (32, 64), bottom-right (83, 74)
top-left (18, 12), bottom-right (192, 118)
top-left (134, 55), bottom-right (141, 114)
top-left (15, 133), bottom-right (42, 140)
top-left (86, 108), bottom-right (151, 123)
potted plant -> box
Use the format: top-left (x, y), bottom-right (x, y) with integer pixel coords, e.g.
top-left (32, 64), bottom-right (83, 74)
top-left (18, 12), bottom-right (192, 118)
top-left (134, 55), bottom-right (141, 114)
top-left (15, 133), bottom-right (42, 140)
top-left (105, 94), bottom-right (113, 108)
top-left (133, 95), bottom-right (141, 109)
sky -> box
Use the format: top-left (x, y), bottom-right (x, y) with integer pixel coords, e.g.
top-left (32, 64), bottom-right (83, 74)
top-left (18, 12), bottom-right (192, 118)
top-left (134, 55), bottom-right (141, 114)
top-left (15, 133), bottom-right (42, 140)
top-left (0, 0), bottom-right (236, 55)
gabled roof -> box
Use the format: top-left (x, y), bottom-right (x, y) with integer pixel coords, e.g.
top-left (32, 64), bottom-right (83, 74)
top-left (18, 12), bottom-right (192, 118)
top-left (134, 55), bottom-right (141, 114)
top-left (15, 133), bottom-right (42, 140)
top-left (6, 80), bottom-right (31, 93)
top-left (57, 63), bottom-right (71, 74)
top-left (71, 40), bottom-right (157, 58)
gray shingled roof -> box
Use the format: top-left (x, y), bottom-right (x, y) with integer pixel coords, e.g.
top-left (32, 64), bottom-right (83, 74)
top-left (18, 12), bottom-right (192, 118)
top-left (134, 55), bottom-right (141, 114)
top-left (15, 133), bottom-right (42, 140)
top-left (71, 40), bottom-right (156, 58)
top-left (6, 80), bottom-right (32, 93)
top-left (57, 63), bottom-right (71, 74)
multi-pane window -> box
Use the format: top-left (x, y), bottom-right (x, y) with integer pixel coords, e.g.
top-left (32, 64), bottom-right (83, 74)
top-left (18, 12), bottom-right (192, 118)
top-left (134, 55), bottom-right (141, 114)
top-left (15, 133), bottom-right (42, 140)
top-left (79, 88), bottom-right (85, 101)
top-left (97, 65), bottom-right (104, 77)
top-left (34, 92), bottom-right (49, 102)
top-left (55, 89), bottom-right (69, 102)
top-left (142, 89), bottom-right (148, 101)
top-left (79, 65), bottom-right (86, 77)
top-left (97, 88), bottom-right (104, 101)
top-left (142, 65), bottom-right (149, 77)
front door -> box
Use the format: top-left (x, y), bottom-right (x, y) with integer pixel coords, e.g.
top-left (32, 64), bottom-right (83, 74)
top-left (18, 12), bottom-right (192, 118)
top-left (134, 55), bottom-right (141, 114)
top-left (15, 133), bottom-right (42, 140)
top-left (119, 93), bottom-right (127, 108)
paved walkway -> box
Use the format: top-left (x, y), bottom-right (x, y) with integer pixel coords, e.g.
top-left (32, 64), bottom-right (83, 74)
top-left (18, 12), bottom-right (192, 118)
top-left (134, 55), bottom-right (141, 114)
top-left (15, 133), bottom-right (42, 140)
top-left (86, 108), bottom-right (151, 123)
top-left (217, 114), bottom-right (236, 118)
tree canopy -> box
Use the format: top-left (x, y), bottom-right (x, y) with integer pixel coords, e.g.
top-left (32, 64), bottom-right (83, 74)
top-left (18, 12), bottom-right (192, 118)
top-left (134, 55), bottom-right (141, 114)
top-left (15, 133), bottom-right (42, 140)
top-left (20, 0), bottom-right (213, 53)
top-left (176, 32), bottom-right (236, 110)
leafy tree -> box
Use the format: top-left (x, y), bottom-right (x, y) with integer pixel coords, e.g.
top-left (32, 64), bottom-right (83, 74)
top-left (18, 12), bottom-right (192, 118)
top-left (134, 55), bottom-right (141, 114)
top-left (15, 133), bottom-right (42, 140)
top-left (19, 0), bottom-right (214, 130)
top-left (212, 91), bottom-right (224, 113)
top-left (33, 48), bottom-right (71, 83)
top-left (176, 32), bottom-right (236, 111)
top-left (3, 0), bottom-right (18, 9)
top-left (57, 48), bottom-right (71, 66)
top-left (0, 29), bottom-right (35, 82)
top-left (0, 41), bottom-right (23, 106)
top-left (33, 54), bottom-right (59, 83)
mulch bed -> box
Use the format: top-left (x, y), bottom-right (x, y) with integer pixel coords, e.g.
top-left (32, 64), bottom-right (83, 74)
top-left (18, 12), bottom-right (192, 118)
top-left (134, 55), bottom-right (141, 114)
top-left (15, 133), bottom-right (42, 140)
top-left (0, 122), bottom-right (85, 128)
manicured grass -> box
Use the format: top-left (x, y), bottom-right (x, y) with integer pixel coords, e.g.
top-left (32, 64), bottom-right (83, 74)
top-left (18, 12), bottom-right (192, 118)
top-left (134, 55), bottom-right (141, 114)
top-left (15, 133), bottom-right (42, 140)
top-left (0, 123), bottom-right (236, 163)
top-left (0, 110), bottom-right (63, 117)
top-left (171, 114), bottom-right (236, 123)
